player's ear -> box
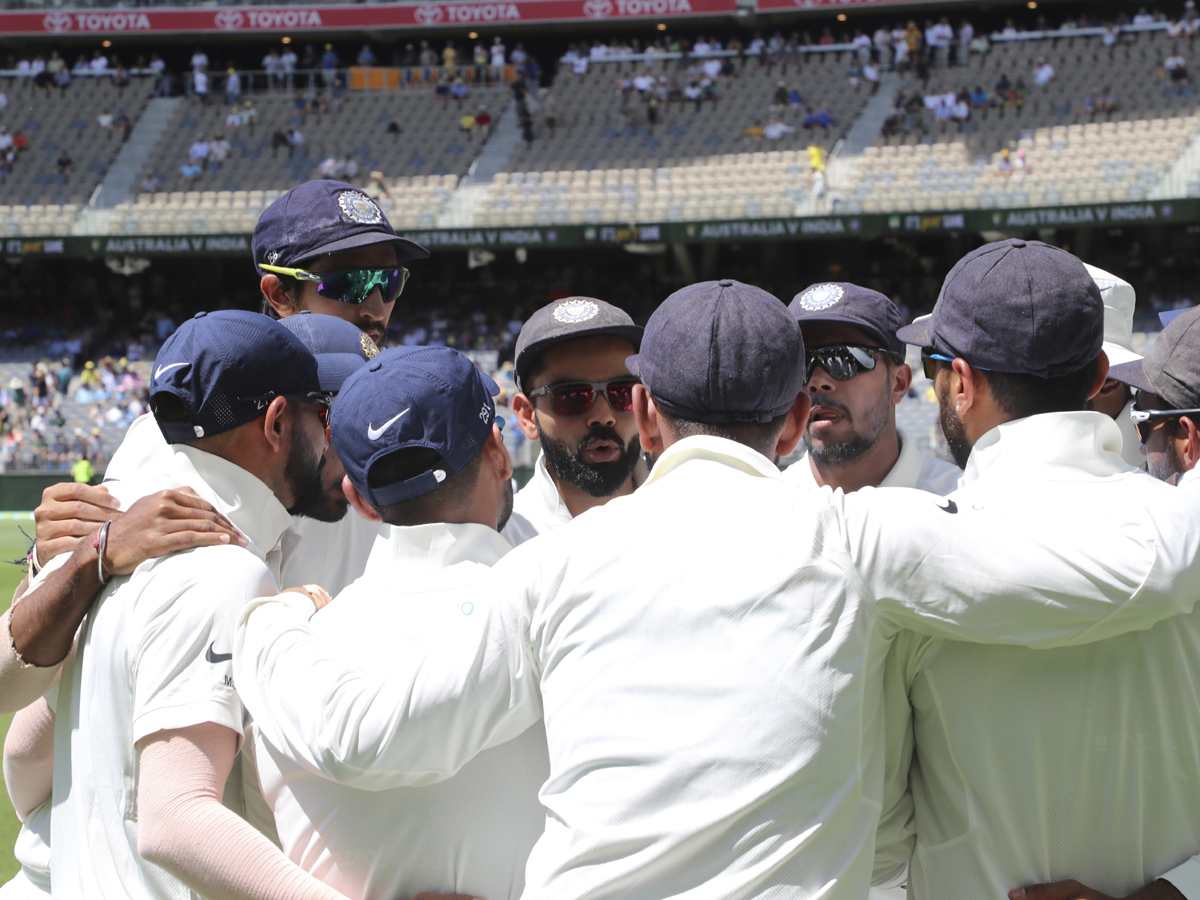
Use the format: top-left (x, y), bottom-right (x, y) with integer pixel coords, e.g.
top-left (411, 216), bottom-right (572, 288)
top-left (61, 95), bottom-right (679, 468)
top-left (1179, 415), bottom-right (1200, 473)
top-left (260, 395), bottom-right (289, 453)
top-left (633, 385), bottom-right (666, 456)
top-left (342, 475), bottom-right (382, 523)
top-left (891, 361), bottom-right (913, 405)
top-left (775, 392), bottom-right (811, 458)
top-left (261, 274), bottom-right (301, 318)
top-left (512, 392), bottom-right (539, 441)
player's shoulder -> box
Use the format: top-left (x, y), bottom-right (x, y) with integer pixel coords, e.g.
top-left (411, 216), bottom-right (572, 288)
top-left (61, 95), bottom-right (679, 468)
top-left (139, 543), bottom-right (275, 602)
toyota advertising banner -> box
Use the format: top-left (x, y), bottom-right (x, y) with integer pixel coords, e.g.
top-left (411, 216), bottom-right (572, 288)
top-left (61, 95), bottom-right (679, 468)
top-left (0, 0), bottom-right (736, 36)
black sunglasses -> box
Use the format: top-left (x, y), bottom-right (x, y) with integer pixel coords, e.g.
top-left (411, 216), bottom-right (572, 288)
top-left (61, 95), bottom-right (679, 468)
top-left (240, 391), bottom-right (334, 437)
top-left (805, 344), bottom-right (903, 382)
top-left (1130, 404), bottom-right (1200, 444)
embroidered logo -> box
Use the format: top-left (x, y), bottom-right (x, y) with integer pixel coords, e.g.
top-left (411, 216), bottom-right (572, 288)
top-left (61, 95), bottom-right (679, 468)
top-left (367, 407), bottom-right (410, 441)
top-left (553, 298), bottom-right (599, 324)
top-left (796, 283), bottom-right (844, 311)
top-left (360, 333), bottom-right (380, 360)
top-left (337, 190), bottom-right (383, 225)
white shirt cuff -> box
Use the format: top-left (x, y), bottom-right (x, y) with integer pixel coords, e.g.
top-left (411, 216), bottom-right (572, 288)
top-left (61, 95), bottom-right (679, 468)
top-left (1162, 857), bottom-right (1200, 900)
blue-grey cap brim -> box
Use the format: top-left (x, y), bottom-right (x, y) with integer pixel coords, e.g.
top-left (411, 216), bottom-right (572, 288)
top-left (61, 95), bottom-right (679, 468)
top-left (314, 351), bottom-right (369, 392)
top-left (895, 318), bottom-right (932, 346)
top-left (1108, 359), bottom-right (1157, 395)
top-left (289, 231), bottom-right (429, 268)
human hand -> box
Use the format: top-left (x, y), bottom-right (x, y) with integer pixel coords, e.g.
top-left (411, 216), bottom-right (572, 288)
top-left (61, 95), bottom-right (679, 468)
top-left (102, 488), bottom-right (246, 576)
top-left (1012, 879), bottom-right (1185, 900)
top-left (281, 584), bottom-right (333, 613)
top-left (35, 482), bottom-right (119, 563)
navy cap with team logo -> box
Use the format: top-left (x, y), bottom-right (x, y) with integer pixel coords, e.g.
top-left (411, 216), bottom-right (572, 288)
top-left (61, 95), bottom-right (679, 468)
top-left (150, 310), bottom-right (321, 444)
top-left (513, 297), bottom-right (643, 392)
top-left (330, 346), bottom-right (500, 507)
top-left (788, 282), bottom-right (905, 355)
top-left (627, 279), bottom-right (805, 424)
top-left (1110, 305), bottom-right (1200, 409)
top-left (895, 239), bottom-right (1103, 378)
top-left (252, 179), bottom-right (429, 275)
top-left (278, 311), bottom-right (380, 392)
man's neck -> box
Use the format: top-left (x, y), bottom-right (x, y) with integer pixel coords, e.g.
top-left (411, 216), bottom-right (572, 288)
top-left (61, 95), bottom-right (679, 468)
top-left (551, 469), bottom-right (635, 519)
top-left (808, 430), bottom-right (901, 494)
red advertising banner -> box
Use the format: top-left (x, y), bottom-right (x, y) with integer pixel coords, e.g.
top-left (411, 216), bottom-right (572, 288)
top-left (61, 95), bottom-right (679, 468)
top-left (0, 0), bottom-right (736, 36)
top-left (756, 0), bottom-right (962, 10)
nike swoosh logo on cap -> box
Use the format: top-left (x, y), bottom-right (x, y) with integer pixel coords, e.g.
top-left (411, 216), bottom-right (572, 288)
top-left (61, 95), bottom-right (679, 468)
top-left (154, 362), bottom-right (188, 380)
top-left (367, 408), bottom-right (411, 441)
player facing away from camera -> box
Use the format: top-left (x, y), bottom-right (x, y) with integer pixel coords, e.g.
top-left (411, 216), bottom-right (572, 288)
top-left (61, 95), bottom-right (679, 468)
top-left (236, 278), bottom-right (1200, 900)
top-left (502, 297), bottom-right (645, 545)
top-left (783, 281), bottom-right (959, 495)
top-left (250, 346), bottom-right (549, 900)
top-left (880, 240), bottom-right (1200, 900)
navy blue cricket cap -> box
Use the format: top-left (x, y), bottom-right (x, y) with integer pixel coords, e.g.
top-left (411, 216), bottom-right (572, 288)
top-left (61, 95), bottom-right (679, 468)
top-left (513, 297), bottom-right (643, 392)
top-left (150, 310), bottom-right (320, 444)
top-left (331, 346), bottom-right (500, 507)
top-left (627, 279), bottom-right (805, 424)
top-left (789, 282), bottom-right (905, 355)
top-left (895, 239), bottom-right (1103, 378)
top-left (1110, 305), bottom-right (1200, 409)
top-left (278, 312), bottom-right (379, 392)
top-left (252, 179), bottom-right (429, 276)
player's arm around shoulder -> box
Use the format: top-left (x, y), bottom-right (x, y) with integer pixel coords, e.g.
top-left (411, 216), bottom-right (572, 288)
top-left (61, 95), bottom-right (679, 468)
top-left (234, 550), bottom-right (543, 791)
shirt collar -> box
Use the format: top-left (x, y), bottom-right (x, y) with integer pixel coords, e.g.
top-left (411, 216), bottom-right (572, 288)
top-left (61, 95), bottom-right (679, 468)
top-left (531, 452), bottom-right (573, 523)
top-left (367, 521), bottom-right (511, 582)
top-left (960, 411), bottom-right (1126, 487)
top-left (644, 434), bottom-right (783, 487)
top-left (170, 444), bottom-right (295, 562)
top-left (879, 429), bottom-right (921, 489)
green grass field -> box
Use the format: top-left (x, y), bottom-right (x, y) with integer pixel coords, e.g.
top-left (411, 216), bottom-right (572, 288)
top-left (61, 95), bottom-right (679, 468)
top-left (0, 518), bottom-right (44, 884)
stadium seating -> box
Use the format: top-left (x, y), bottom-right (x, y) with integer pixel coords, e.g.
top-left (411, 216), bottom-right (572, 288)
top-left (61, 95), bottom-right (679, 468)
top-left (0, 74), bottom-right (154, 208)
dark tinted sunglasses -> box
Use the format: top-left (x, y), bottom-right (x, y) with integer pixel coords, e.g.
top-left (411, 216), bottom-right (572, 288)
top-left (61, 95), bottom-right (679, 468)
top-left (260, 264), bottom-right (410, 306)
top-left (1130, 404), bottom-right (1200, 444)
top-left (806, 344), bottom-right (902, 382)
top-left (240, 391), bottom-right (333, 438)
top-left (528, 379), bottom-right (639, 417)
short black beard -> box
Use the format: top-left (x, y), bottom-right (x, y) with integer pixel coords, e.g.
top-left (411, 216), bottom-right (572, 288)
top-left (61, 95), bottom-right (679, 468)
top-left (936, 384), bottom-right (971, 469)
top-left (286, 430), bottom-right (338, 521)
top-left (536, 418), bottom-right (640, 498)
top-left (802, 396), bottom-right (885, 468)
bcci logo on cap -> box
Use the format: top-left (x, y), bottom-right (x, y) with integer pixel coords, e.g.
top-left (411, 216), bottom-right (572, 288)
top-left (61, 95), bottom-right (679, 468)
top-left (337, 191), bottom-right (383, 225)
top-left (797, 283), bottom-right (844, 311)
top-left (553, 299), bottom-right (599, 324)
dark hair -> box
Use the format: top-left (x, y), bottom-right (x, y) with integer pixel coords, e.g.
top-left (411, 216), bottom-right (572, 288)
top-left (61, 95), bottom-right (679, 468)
top-left (983, 358), bottom-right (1100, 418)
top-left (658, 409), bottom-right (791, 459)
top-left (369, 445), bottom-right (484, 527)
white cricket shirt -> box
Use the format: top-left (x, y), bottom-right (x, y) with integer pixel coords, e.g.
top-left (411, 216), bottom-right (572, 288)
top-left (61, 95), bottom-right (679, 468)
top-left (782, 429), bottom-right (960, 495)
top-left (502, 453), bottom-right (571, 546)
top-left (254, 521), bottom-right (549, 900)
top-left (236, 434), bottom-right (1200, 900)
top-left (51, 445), bottom-right (292, 900)
top-left (883, 412), bottom-right (1200, 900)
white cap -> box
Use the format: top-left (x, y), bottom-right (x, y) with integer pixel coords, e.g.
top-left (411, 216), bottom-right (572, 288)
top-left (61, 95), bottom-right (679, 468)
top-left (1085, 263), bottom-right (1141, 367)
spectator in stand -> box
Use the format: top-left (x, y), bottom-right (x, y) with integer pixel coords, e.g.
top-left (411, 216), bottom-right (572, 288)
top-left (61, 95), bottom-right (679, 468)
top-left (459, 111), bottom-right (477, 139)
top-left (490, 37), bottom-right (508, 80)
top-left (744, 119), bottom-right (765, 143)
top-left (356, 43), bottom-right (376, 67)
top-left (224, 68), bottom-right (240, 105)
top-left (1099, 86), bottom-right (1118, 112)
top-left (364, 171), bottom-right (389, 198)
top-left (321, 43), bottom-right (339, 86)
top-left (1034, 57), bottom-right (1055, 86)
top-left (340, 154), bottom-right (358, 182)
top-left (209, 133), bottom-right (231, 168)
top-left (225, 106), bottom-right (242, 130)
top-left (89, 51), bottom-right (108, 73)
top-left (450, 77), bottom-right (469, 107)
top-left (996, 147), bottom-right (1013, 176)
top-left (318, 156), bottom-right (339, 179)
top-left (475, 105), bottom-right (493, 140)
top-left (442, 40), bottom-right (458, 74)
top-left (1078, 93), bottom-right (1097, 117)
top-left (98, 109), bottom-right (114, 135)
top-left (764, 115), bottom-right (795, 141)
top-left (280, 45), bottom-right (297, 85)
top-left (541, 91), bottom-right (557, 135)
top-left (270, 125), bottom-right (289, 158)
top-left (288, 127), bottom-right (304, 158)
top-left (55, 149), bottom-right (73, 182)
top-left (188, 135), bottom-right (210, 169)
top-left (471, 42), bottom-right (488, 81)
top-left (114, 108), bottom-right (130, 141)
top-left (386, 119), bottom-right (402, 141)
top-left (1166, 48), bottom-right (1189, 84)
top-left (773, 81), bottom-right (789, 107)
top-left (193, 68), bottom-right (208, 104)
top-left (179, 160), bottom-right (202, 185)
top-left (263, 49), bottom-right (281, 87)
top-left (419, 40), bottom-right (438, 77)
top-left (140, 171), bottom-right (160, 196)
top-left (190, 48), bottom-right (208, 73)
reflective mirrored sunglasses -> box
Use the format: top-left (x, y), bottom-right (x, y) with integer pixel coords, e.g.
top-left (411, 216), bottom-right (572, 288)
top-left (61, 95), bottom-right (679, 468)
top-left (527, 379), bottom-right (639, 417)
top-left (260, 264), bottom-right (410, 306)
top-left (1129, 404), bottom-right (1200, 444)
top-left (805, 344), bottom-right (903, 382)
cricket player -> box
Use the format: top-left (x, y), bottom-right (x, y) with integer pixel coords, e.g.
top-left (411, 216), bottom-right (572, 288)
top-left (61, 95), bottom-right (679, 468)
top-left (502, 297), bottom-right (644, 545)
